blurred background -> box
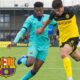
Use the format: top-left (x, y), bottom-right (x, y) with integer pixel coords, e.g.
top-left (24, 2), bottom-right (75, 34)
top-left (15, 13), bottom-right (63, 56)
top-left (0, 0), bottom-right (80, 47)
top-left (0, 1), bottom-right (80, 80)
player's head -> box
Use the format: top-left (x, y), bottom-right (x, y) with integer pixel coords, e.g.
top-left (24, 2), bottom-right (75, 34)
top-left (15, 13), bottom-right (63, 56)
top-left (52, 0), bottom-right (64, 16)
top-left (34, 2), bottom-right (44, 17)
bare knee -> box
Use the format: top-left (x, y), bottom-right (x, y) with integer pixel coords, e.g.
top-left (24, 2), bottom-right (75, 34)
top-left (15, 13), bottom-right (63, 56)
top-left (71, 56), bottom-right (80, 62)
top-left (60, 44), bottom-right (72, 59)
top-left (61, 53), bottom-right (69, 59)
top-left (26, 57), bottom-right (35, 67)
top-left (75, 58), bottom-right (80, 62)
top-left (26, 62), bottom-right (33, 67)
top-left (70, 50), bottom-right (80, 62)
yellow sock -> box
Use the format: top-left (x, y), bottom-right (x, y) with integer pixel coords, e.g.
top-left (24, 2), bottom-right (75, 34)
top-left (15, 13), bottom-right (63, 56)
top-left (63, 57), bottom-right (72, 78)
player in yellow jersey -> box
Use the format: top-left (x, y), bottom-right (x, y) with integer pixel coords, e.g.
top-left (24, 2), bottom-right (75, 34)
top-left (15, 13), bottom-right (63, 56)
top-left (36, 0), bottom-right (80, 80)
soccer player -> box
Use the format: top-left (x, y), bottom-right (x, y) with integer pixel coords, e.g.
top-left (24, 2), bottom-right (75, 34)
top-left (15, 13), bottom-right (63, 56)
top-left (8, 2), bottom-right (50, 80)
top-left (36, 0), bottom-right (80, 80)
top-left (48, 19), bottom-right (58, 47)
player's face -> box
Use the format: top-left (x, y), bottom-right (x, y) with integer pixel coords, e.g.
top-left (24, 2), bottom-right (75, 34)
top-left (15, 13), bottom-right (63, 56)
top-left (54, 6), bottom-right (64, 16)
top-left (34, 7), bottom-right (44, 17)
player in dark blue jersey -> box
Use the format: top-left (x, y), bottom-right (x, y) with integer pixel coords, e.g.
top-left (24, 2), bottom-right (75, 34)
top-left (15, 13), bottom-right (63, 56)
top-left (48, 19), bottom-right (58, 47)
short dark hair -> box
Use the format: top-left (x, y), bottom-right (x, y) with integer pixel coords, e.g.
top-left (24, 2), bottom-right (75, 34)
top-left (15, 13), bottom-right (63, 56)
top-left (52, 0), bottom-right (63, 9)
top-left (34, 2), bottom-right (43, 8)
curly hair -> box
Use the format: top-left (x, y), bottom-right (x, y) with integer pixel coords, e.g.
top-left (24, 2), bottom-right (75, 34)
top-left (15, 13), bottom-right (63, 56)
top-left (34, 2), bottom-right (43, 8)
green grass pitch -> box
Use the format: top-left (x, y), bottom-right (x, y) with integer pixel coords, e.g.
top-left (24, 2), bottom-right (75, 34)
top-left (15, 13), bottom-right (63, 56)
top-left (0, 47), bottom-right (80, 80)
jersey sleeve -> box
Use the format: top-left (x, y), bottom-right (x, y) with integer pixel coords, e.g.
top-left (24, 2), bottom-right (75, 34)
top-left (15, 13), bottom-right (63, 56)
top-left (13, 28), bottom-right (26, 43)
top-left (22, 16), bottom-right (32, 30)
top-left (13, 16), bottom-right (32, 43)
top-left (65, 7), bottom-right (75, 17)
top-left (49, 11), bottom-right (55, 20)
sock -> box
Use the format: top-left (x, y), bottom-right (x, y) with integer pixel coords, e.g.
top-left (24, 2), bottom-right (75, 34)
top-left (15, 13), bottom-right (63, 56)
top-left (21, 70), bottom-right (36, 80)
top-left (21, 57), bottom-right (28, 65)
top-left (68, 77), bottom-right (73, 80)
top-left (63, 57), bottom-right (73, 80)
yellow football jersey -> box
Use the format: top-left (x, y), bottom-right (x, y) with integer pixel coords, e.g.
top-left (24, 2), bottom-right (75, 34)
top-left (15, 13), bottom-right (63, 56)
top-left (49, 7), bottom-right (79, 46)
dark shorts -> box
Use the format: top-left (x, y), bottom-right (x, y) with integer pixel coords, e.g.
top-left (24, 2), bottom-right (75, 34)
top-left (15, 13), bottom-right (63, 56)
top-left (60, 37), bottom-right (79, 54)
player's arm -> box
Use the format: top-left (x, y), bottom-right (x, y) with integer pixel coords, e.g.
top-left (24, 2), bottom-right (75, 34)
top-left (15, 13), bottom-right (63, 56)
top-left (13, 27), bottom-right (28, 44)
top-left (13, 28), bottom-right (26, 44)
top-left (7, 17), bottom-right (31, 47)
top-left (42, 20), bottom-right (51, 30)
top-left (36, 20), bottom-right (51, 34)
top-left (67, 6), bottom-right (78, 14)
top-left (7, 28), bottom-right (27, 47)
top-left (65, 7), bottom-right (74, 17)
top-left (36, 11), bottom-right (54, 34)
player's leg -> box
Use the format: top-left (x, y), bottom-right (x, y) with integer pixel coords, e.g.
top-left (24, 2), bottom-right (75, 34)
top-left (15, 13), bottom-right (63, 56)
top-left (21, 59), bottom-right (44, 80)
top-left (70, 49), bottom-right (80, 61)
top-left (70, 38), bottom-right (80, 61)
top-left (21, 49), bottom-right (48, 80)
top-left (17, 45), bottom-right (37, 67)
top-left (60, 44), bottom-right (73, 80)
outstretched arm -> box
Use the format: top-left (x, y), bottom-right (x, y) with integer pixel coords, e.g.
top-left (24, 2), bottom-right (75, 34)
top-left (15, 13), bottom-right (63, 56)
top-left (36, 20), bottom-right (51, 34)
top-left (13, 28), bottom-right (26, 43)
top-left (7, 16), bottom-right (31, 47)
top-left (42, 20), bottom-right (51, 30)
top-left (7, 28), bottom-right (27, 47)
top-left (36, 11), bottom-right (55, 34)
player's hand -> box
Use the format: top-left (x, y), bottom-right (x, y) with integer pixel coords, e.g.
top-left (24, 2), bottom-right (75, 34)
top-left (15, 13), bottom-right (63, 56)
top-left (7, 42), bottom-right (16, 48)
top-left (36, 28), bottom-right (44, 34)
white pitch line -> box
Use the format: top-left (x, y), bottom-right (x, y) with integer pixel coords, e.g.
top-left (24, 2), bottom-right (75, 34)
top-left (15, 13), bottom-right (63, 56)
top-left (42, 68), bottom-right (80, 70)
top-left (21, 67), bottom-right (80, 70)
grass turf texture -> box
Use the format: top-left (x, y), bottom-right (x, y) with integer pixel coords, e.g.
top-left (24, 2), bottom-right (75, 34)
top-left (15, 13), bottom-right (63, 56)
top-left (0, 47), bottom-right (80, 80)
